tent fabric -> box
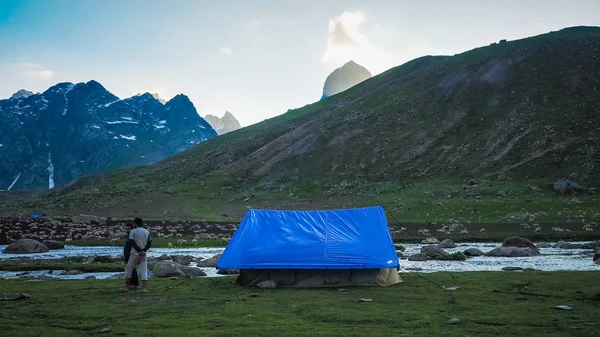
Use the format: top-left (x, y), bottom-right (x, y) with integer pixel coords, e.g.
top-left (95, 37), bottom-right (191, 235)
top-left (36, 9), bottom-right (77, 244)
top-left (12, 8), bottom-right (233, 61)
top-left (236, 268), bottom-right (403, 288)
top-left (217, 206), bottom-right (399, 270)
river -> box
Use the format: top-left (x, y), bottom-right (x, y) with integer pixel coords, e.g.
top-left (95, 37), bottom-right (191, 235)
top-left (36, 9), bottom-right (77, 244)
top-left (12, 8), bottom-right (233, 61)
top-left (0, 242), bottom-right (597, 280)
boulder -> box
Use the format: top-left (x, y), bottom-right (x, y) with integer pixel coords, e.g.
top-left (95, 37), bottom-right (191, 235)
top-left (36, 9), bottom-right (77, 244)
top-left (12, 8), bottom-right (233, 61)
top-left (196, 254), bottom-right (222, 267)
top-left (554, 240), bottom-right (568, 248)
top-left (408, 253), bottom-right (427, 261)
top-left (172, 255), bottom-right (194, 266)
top-left (536, 242), bottom-right (552, 248)
top-left (154, 261), bottom-right (206, 278)
top-left (61, 270), bottom-right (84, 276)
top-left (553, 179), bottom-right (586, 194)
top-left (421, 245), bottom-right (449, 259)
top-left (438, 239), bottom-right (457, 249)
top-left (180, 266), bottom-right (207, 277)
top-left (485, 247), bottom-right (540, 257)
top-left (2, 239), bottom-right (49, 254)
top-left (217, 269), bottom-right (239, 275)
top-left (421, 237), bottom-right (439, 244)
top-left (396, 251), bottom-right (404, 258)
top-left (463, 248), bottom-right (485, 256)
top-left (153, 261), bottom-right (185, 278)
top-left (502, 236), bottom-right (536, 249)
top-left (42, 240), bottom-right (65, 250)
top-left (560, 243), bottom-right (586, 249)
top-left (594, 251), bottom-right (600, 263)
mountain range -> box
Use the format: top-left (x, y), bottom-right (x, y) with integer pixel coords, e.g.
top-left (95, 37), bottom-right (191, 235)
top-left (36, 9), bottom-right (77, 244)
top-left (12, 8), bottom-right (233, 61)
top-left (0, 81), bottom-right (217, 190)
top-left (2, 26), bottom-right (600, 220)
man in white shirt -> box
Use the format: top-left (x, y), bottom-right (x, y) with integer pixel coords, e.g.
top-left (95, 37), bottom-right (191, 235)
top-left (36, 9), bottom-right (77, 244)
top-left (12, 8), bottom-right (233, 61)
top-left (120, 218), bottom-right (152, 293)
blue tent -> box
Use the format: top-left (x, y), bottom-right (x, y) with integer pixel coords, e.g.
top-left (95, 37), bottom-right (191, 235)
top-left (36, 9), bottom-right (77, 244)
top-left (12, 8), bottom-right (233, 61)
top-left (217, 206), bottom-right (399, 270)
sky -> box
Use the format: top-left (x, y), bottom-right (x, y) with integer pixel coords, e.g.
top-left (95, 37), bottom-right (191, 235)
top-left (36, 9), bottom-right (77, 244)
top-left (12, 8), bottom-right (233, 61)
top-left (1, 0), bottom-right (599, 126)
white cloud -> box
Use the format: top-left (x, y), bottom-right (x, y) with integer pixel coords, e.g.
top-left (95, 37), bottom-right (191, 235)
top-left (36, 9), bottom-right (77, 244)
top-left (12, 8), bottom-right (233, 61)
top-left (322, 11), bottom-right (392, 74)
top-left (220, 46), bottom-right (232, 56)
top-left (14, 63), bottom-right (55, 80)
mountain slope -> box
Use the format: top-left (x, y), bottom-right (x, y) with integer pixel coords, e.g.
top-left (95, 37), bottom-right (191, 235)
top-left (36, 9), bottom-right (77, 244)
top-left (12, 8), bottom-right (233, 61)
top-left (0, 81), bottom-right (217, 190)
top-left (321, 61), bottom-right (372, 99)
top-left (5, 26), bottom-right (600, 220)
top-left (204, 111), bottom-right (242, 134)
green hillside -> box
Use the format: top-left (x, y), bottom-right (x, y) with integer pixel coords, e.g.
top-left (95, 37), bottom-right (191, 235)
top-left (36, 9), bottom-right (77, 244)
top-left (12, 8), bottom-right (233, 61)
top-left (4, 26), bottom-right (600, 222)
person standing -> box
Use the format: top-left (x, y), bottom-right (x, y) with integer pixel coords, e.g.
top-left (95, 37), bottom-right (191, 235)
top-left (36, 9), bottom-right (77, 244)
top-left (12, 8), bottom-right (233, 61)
top-left (123, 223), bottom-right (139, 288)
top-left (120, 218), bottom-right (152, 293)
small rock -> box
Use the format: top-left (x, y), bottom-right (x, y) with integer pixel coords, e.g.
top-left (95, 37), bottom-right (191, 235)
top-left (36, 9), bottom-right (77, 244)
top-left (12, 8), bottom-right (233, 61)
top-left (536, 242), bottom-right (552, 248)
top-left (99, 327), bottom-right (111, 333)
top-left (42, 240), bottom-right (65, 250)
top-left (172, 255), bottom-right (194, 266)
top-left (486, 247), bottom-right (540, 257)
top-left (338, 288), bottom-right (348, 292)
top-left (502, 236), bottom-right (536, 249)
top-left (83, 256), bottom-right (95, 264)
top-left (568, 172), bottom-right (578, 180)
top-left (408, 253), bottom-right (427, 261)
top-left (249, 293), bottom-right (259, 297)
top-left (496, 190), bottom-right (508, 197)
top-left (217, 269), bottom-right (239, 275)
top-left (61, 270), bottom-right (84, 276)
top-left (568, 198), bottom-right (582, 205)
top-left (396, 251), bottom-right (404, 257)
top-left (84, 276), bottom-right (96, 280)
top-left (447, 317), bottom-right (460, 324)
top-left (463, 248), bottom-right (485, 256)
top-left (256, 280), bottom-right (277, 289)
top-left (421, 245), bottom-right (449, 259)
top-left (553, 179), bottom-right (586, 194)
top-left (421, 237), bottom-right (440, 244)
top-left (555, 305), bottom-right (572, 311)
top-left (530, 185), bottom-right (542, 192)
top-left (502, 267), bottom-right (524, 271)
top-left (438, 239), bottom-right (457, 249)
top-left (554, 241), bottom-right (568, 248)
top-left (1, 293), bottom-right (30, 301)
top-left (360, 298), bottom-right (373, 302)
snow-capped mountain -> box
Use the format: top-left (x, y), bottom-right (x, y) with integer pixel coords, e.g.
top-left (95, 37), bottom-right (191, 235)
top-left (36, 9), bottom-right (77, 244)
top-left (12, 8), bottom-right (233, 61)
top-left (204, 111), bottom-right (241, 135)
top-left (0, 80), bottom-right (217, 190)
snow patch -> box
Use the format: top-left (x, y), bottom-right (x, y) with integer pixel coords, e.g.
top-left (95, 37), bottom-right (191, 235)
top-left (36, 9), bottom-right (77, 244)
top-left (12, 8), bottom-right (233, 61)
top-left (47, 153), bottom-right (55, 189)
top-left (92, 125), bottom-right (101, 129)
top-left (62, 84), bottom-right (75, 116)
top-left (120, 134), bottom-right (137, 140)
top-left (103, 99), bottom-right (120, 107)
top-left (198, 125), bottom-right (206, 129)
top-left (7, 172), bottom-right (22, 191)
top-left (154, 125), bottom-right (165, 129)
top-left (113, 136), bottom-right (119, 139)
top-left (0, 144), bottom-right (3, 148)
top-left (158, 120), bottom-right (167, 124)
top-left (105, 120), bottom-right (138, 124)
top-left (121, 116), bottom-right (133, 121)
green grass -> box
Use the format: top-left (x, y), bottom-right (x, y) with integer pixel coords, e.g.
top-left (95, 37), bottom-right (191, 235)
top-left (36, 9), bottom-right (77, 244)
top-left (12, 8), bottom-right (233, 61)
top-left (0, 262), bottom-right (123, 272)
top-left (1, 272), bottom-right (599, 336)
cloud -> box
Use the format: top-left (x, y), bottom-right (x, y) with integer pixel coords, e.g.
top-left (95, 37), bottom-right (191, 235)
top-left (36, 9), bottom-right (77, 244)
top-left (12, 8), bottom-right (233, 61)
top-left (220, 46), bottom-right (232, 56)
top-left (14, 63), bottom-right (55, 80)
top-left (322, 11), bottom-right (391, 74)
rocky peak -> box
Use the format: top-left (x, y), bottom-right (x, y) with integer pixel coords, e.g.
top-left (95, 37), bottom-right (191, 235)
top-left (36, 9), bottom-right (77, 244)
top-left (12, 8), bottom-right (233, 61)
top-left (321, 60), bottom-right (372, 99)
top-left (10, 89), bottom-right (34, 100)
top-left (204, 111), bottom-right (242, 135)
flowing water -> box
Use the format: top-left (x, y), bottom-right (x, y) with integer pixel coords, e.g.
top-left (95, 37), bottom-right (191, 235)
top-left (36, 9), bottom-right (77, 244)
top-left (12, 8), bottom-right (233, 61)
top-left (0, 242), bottom-right (597, 280)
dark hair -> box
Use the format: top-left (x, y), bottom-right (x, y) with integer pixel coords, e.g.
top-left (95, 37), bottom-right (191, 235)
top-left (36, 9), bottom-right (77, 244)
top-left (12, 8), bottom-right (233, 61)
top-left (124, 223), bottom-right (133, 228)
top-left (133, 217), bottom-right (144, 227)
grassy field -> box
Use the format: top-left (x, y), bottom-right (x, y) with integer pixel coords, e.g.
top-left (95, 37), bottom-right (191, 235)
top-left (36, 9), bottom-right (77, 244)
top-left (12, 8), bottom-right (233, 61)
top-left (1, 272), bottom-right (599, 336)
